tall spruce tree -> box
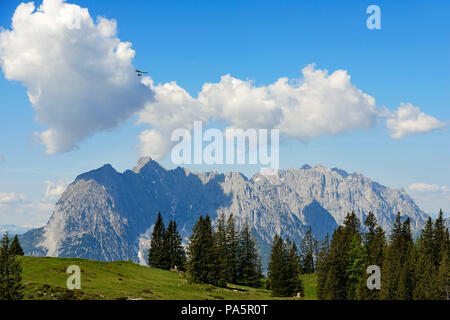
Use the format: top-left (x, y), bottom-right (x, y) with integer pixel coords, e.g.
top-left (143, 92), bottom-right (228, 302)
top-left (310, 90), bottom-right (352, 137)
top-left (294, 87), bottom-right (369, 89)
top-left (381, 214), bottom-right (416, 300)
top-left (267, 234), bottom-right (288, 296)
top-left (358, 213), bottom-right (386, 300)
top-left (381, 213), bottom-right (404, 299)
top-left (433, 210), bottom-right (446, 266)
top-left (414, 217), bottom-right (439, 299)
top-left (320, 212), bottom-right (363, 300)
top-left (166, 220), bottom-right (186, 270)
top-left (186, 215), bottom-right (222, 286)
top-left (323, 226), bottom-right (348, 299)
top-left (316, 234), bottom-right (330, 300)
top-left (286, 240), bottom-right (304, 297)
top-left (437, 226), bottom-right (449, 300)
top-left (268, 235), bottom-right (303, 297)
top-left (300, 227), bottom-right (315, 274)
top-left (148, 212), bottom-right (170, 269)
top-left (214, 213), bottom-right (229, 285)
top-left (0, 232), bottom-right (24, 300)
top-left (237, 220), bottom-right (262, 288)
top-left (9, 235), bottom-right (24, 256)
top-left (346, 235), bottom-right (367, 300)
top-left (226, 213), bottom-right (240, 284)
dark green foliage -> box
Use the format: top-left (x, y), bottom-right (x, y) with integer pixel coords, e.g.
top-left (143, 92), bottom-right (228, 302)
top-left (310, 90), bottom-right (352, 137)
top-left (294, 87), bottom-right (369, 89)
top-left (322, 226), bottom-right (348, 299)
top-left (315, 234), bottom-right (330, 300)
top-left (358, 213), bottom-right (385, 300)
top-left (267, 235), bottom-right (287, 296)
top-left (437, 228), bottom-right (450, 300)
top-left (236, 220), bottom-right (263, 288)
top-left (381, 213), bottom-right (411, 299)
top-left (214, 213), bottom-right (229, 285)
top-left (286, 241), bottom-right (304, 296)
top-left (9, 235), bottom-right (24, 256)
top-left (414, 217), bottom-right (440, 299)
top-left (320, 212), bottom-right (364, 300)
top-left (316, 210), bottom-right (448, 300)
top-left (300, 227), bottom-right (315, 274)
top-left (185, 213), bottom-right (263, 288)
top-left (346, 236), bottom-right (367, 300)
top-left (148, 212), bottom-right (170, 269)
top-left (186, 215), bottom-right (223, 286)
top-left (0, 232), bottom-right (24, 300)
top-left (166, 221), bottom-right (186, 271)
top-left (226, 213), bottom-right (240, 284)
top-left (433, 210), bottom-right (447, 266)
top-left (267, 235), bottom-right (303, 297)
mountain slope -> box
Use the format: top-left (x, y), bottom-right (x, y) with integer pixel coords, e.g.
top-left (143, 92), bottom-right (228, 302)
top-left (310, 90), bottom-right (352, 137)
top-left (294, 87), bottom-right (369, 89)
top-left (21, 158), bottom-right (429, 267)
top-left (0, 224), bottom-right (32, 235)
top-left (21, 256), bottom-right (308, 300)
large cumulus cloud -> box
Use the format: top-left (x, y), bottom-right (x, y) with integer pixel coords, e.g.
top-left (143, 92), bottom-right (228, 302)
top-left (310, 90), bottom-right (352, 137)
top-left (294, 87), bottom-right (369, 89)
top-left (137, 64), bottom-right (379, 158)
top-left (1, 1), bottom-right (446, 160)
top-left (0, 0), bottom-right (152, 153)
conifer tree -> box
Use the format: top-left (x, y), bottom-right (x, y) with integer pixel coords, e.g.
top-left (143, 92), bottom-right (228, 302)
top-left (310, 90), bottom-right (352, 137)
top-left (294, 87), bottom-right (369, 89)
top-left (346, 236), bottom-right (367, 300)
top-left (214, 213), bottom-right (229, 285)
top-left (358, 213), bottom-right (385, 300)
top-left (286, 240), bottom-right (304, 296)
top-left (186, 215), bottom-right (222, 286)
top-left (237, 220), bottom-right (262, 287)
top-left (166, 220), bottom-right (186, 270)
top-left (324, 264), bottom-right (342, 300)
top-left (414, 217), bottom-right (439, 299)
top-left (300, 227), bottom-right (315, 274)
top-left (0, 232), bottom-right (24, 300)
top-left (323, 226), bottom-right (349, 299)
top-left (316, 234), bottom-right (330, 300)
top-left (437, 231), bottom-right (449, 300)
top-left (267, 234), bottom-right (289, 296)
top-left (381, 213), bottom-right (404, 299)
top-left (433, 210), bottom-right (446, 266)
top-left (9, 235), bottom-right (24, 256)
top-left (148, 212), bottom-right (170, 269)
top-left (226, 213), bottom-right (240, 283)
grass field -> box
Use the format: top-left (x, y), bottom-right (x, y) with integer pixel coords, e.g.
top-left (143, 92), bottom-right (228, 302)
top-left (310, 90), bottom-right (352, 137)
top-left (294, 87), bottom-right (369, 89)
top-left (19, 256), bottom-right (317, 300)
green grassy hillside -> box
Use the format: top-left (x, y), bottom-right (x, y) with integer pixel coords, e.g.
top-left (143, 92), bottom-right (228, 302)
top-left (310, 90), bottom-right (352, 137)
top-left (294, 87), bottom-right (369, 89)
top-left (19, 256), bottom-right (317, 300)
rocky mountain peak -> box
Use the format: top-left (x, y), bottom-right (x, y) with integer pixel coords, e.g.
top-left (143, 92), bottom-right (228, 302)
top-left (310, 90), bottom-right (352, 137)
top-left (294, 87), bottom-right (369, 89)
top-left (132, 156), bottom-right (154, 173)
top-left (20, 160), bottom-right (430, 269)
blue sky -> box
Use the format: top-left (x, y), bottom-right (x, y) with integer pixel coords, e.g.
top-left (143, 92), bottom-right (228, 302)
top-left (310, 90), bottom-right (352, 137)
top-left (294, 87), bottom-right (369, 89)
top-left (0, 0), bottom-right (449, 226)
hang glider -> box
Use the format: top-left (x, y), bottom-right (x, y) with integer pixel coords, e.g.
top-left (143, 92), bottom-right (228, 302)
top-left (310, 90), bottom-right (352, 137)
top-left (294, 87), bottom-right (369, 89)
top-left (136, 69), bottom-right (148, 77)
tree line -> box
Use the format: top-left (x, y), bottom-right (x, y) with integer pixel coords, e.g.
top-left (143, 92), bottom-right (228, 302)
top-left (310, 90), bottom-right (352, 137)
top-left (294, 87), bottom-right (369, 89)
top-left (0, 233), bottom-right (24, 300)
top-left (266, 226), bottom-right (322, 297)
top-left (316, 210), bottom-right (449, 300)
top-left (1, 209), bottom-right (447, 300)
top-left (148, 212), bottom-right (263, 288)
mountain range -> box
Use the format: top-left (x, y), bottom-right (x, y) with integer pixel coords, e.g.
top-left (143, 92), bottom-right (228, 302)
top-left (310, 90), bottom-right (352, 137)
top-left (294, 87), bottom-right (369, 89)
top-left (20, 157), bottom-right (429, 268)
top-left (0, 224), bottom-right (32, 236)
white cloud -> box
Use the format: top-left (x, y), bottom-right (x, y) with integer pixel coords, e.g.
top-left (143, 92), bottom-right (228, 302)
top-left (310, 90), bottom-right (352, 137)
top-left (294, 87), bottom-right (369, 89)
top-left (0, 192), bottom-right (29, 204)
top-left (137, 64), bottom-right (379, 159)
top-left (386, 103), bottom-right (448, 139)
top-left (1, 1), bottom-right (446, 160)
top-left (409, 183), bottom-right (449, 193)
top-left (0, 200), bottom-right (52, 227)
top-left (138, 129), bottom-right (174, 161)
top-left (408, 183), bottom-right (450, 216)
top-left (136, 78), bottom-right (210, 159)
top-left (0, 179), bottom-right (70, 226)
top-left (43, 179), bottom-right (69, 203)
top-left (0, 0), bottom-right (152, 154)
